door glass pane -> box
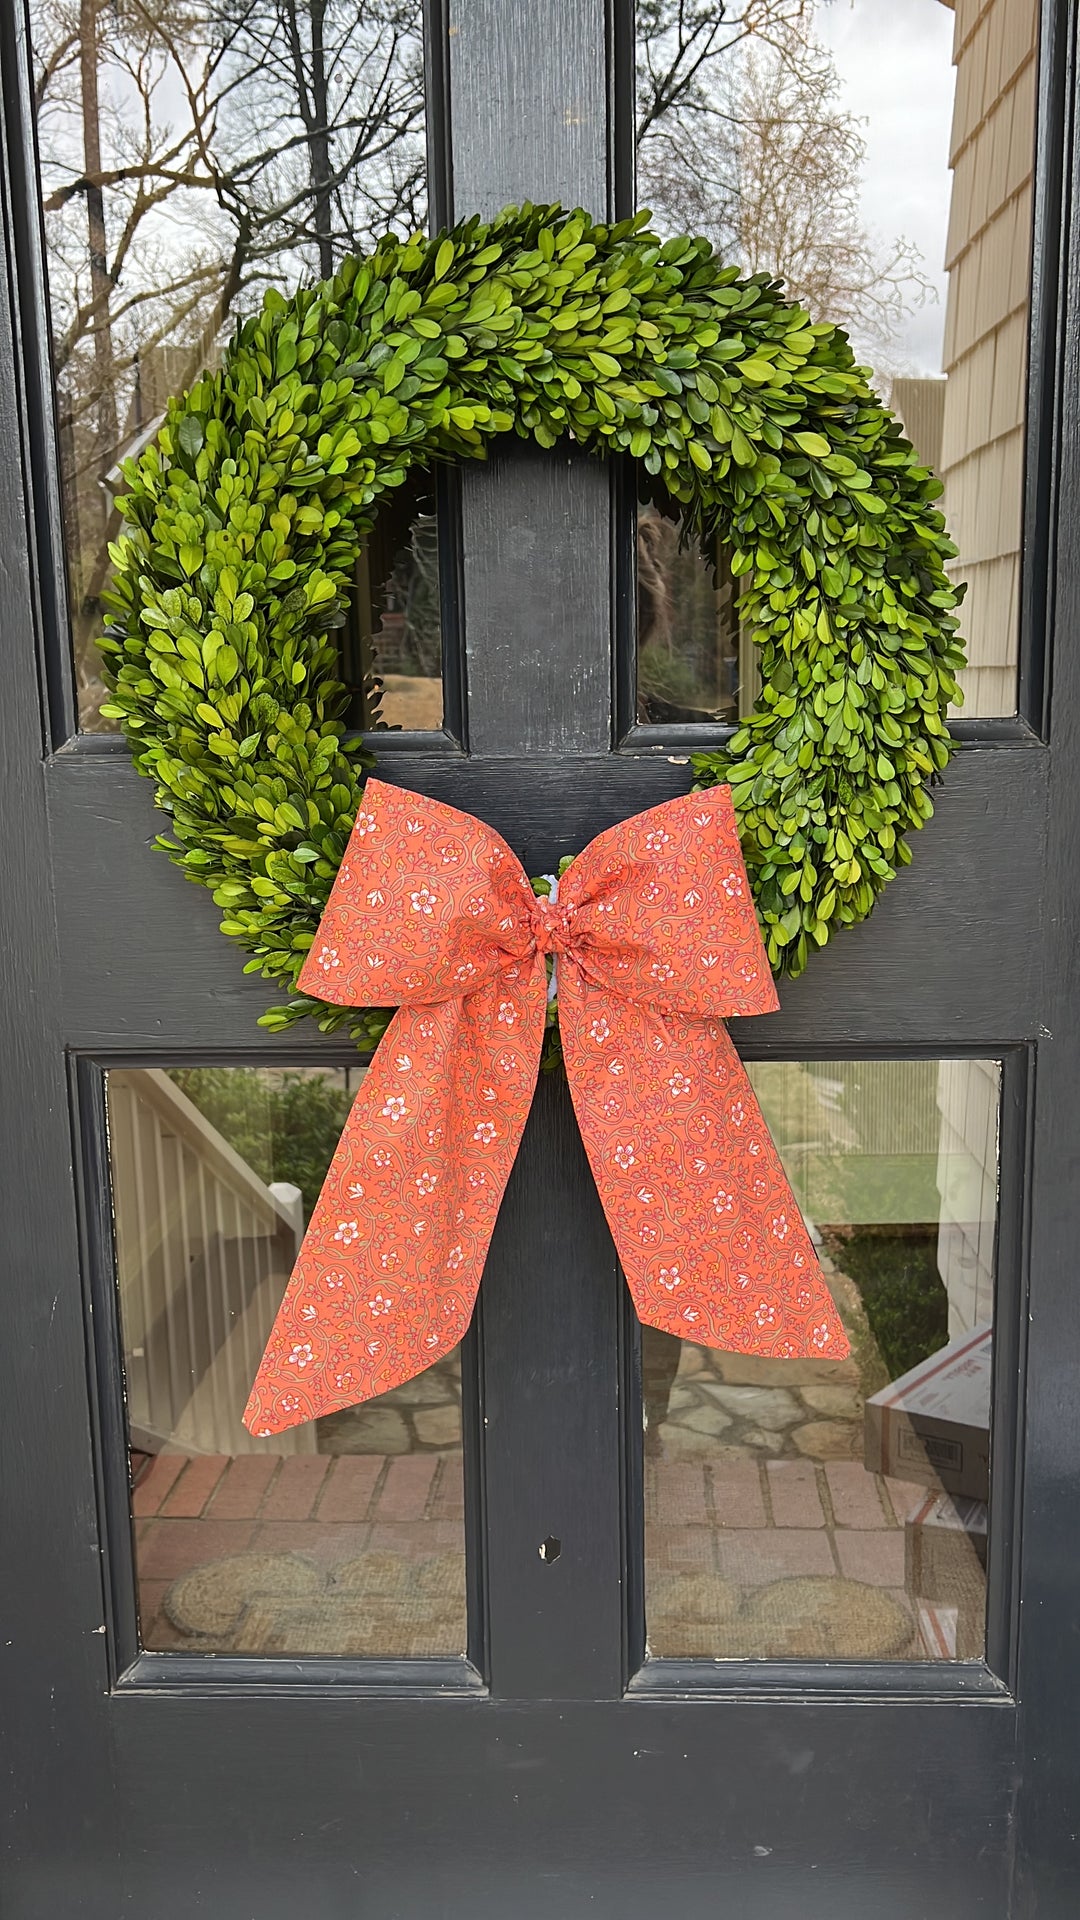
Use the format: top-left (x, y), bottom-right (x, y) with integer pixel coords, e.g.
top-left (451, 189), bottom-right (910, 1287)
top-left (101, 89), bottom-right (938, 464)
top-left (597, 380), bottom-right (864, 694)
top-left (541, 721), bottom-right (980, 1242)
top-left (342, 471), bottom-right (445, 733)
top-left (637, 498), bottom-right (741, 723)
top-left (107, 1066), bottom-right (465, 1658)
top-left (634, 0), bottom-right (1038, 720)
top-left (644, 1059), bottom-right (999, 1662)
top-left (29, 1), bottom-right (431, 733)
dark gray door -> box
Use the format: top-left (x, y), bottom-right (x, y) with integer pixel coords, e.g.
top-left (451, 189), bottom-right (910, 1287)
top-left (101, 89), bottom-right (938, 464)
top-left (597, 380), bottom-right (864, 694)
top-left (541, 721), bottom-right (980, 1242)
top-left (2, 0), bottom-right (1079, 1914)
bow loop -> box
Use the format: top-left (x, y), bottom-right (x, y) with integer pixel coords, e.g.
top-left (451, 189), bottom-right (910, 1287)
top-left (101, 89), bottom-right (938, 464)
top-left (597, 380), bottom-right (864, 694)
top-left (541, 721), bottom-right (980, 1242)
top-left (559, 786), bottom-right (779, 1020)
top-left (298, 781), bottom-right (536, 1009)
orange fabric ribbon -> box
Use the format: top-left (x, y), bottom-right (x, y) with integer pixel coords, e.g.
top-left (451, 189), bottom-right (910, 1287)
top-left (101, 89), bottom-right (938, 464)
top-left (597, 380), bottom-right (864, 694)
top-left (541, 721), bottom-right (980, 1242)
top-left (244, 780), bottom-right (849, 1436)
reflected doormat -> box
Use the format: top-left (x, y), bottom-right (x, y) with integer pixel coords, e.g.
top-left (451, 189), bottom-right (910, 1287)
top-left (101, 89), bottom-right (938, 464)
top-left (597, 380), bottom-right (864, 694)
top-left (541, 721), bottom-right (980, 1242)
top-left (648, 1572), bottom-right (917, 1658)
top-left (164, 1549), bottom-right (466, 1656)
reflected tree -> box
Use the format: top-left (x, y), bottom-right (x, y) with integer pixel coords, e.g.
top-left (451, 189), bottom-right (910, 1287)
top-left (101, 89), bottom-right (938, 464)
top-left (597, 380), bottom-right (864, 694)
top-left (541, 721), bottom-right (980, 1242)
top-left (31, 0), bottom-right (425, 723)
top-left (636, 1), bottom-right (930, 364)
top-left (633, 1), bottom-right (932, 725)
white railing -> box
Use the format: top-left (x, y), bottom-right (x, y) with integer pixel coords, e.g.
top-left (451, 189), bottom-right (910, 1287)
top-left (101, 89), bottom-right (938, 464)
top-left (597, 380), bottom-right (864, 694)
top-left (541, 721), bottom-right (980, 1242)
top-left (107, 1070), bottom-right (315, 1456)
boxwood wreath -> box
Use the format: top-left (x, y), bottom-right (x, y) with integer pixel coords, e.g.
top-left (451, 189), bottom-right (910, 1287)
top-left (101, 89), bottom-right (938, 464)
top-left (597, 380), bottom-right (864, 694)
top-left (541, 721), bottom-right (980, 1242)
top-left (99, 202), bottom-right (964, 1053)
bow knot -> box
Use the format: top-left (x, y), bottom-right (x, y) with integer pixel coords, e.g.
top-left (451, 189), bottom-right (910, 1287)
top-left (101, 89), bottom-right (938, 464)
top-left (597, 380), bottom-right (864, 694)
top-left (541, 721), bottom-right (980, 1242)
top-left (529, 892), bottom-right (577, 957)
top-left (244, 780), bottom-right (849, 1435)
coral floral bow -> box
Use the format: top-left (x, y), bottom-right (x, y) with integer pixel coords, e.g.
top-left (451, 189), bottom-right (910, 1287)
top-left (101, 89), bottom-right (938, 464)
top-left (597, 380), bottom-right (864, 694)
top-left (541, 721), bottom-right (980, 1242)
top-left (244, 780), bottom-right (848, 1435)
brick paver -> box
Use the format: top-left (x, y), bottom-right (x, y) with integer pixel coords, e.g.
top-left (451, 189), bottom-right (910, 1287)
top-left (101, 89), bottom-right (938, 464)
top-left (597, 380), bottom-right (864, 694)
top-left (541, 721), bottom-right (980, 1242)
top-left (709, 1460), bottom-right (767, 1529)
top-left (206, 1454), bottom-right (279, 1519)
top-left (316, 1455), bottom-right (384, 1524)
top-left (647, 1525), bottom-right (716, 1572)
top-left (159, 1455), bottom-right (228, 1518)
top-left (251, 1521), bottom-right (372, 1566)
top-left (884, 1477), bottom-right (922, 1525)
top-left (825, 1461), bottom-right (892, 1529)
top-left (834, 1530), bottom-right (907, 1588)
top-left (375, 1454), bottom-right (439, 1522)
top-left (138, 1518), bottom-right (256, 1580)
top-left (653, 1460), bottom-right (709, 1526)
top-left (715, 1527), bottom-right (835, 1586)
top-left (367, 1519), bottom-right (464, 1559)
top-left (131, 1452), bottom-right (187, 1516)
top-left (766, 1460), bottom-right (825, 1529)
top-left (259, 1455), bottom-right (332, 1520)
top-left (429, 1454), bottom-right (465, 1521)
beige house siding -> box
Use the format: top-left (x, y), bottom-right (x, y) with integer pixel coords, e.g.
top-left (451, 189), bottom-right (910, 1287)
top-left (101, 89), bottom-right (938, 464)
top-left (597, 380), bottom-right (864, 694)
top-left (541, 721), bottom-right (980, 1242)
top-left (891, 6), bottom-right (1036, 1363)
top-left (889, 375), bottom-right (946, 474)
top-left (935, 1058), bottom-right (1000, 1339)
top-left (938, 0), bottom-right (1038, 715)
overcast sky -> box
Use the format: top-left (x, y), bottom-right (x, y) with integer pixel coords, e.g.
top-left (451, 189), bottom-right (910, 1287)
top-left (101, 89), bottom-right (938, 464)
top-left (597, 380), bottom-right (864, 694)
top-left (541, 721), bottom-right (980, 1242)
top-left (816, 0), bottom-right (957, 374)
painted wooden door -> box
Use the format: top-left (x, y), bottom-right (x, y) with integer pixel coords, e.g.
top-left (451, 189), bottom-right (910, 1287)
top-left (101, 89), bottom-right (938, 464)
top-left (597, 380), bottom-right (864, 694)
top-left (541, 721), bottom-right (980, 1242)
top-left (2, 0), bottom-right (1079, 1913)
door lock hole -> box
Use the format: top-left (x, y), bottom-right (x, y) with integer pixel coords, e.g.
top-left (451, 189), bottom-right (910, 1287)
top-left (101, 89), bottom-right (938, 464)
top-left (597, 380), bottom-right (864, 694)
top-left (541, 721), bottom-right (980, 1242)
top-left (538, 1535), bottom-right (561, 1563)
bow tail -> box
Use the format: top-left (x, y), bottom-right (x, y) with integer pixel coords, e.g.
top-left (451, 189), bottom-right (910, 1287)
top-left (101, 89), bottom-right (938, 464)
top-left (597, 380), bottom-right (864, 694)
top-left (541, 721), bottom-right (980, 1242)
top-left (244, 973), bottom-right (545, 1436)
top-left (560, 976), bottom-right (850, 1362)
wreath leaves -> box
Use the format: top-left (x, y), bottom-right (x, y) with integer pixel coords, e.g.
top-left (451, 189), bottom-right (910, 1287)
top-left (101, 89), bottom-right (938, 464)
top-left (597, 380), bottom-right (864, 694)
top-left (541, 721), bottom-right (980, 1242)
top-left (100, 201), bottom-right (963, 1037)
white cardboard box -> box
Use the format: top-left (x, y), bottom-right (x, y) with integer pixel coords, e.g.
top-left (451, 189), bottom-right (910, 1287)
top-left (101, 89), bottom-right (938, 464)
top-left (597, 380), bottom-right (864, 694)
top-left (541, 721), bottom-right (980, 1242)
top-left (904, 1489), bottom-right (988, 1594)
top-left (863, 1323), bottom-right (991, 1502)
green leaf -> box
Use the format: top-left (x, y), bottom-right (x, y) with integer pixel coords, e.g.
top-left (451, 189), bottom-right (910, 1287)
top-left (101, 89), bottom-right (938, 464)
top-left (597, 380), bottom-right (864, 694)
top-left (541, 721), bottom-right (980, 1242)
top-left (794, 431), bottom-right (831, 458)
top-left (177, 414), bottom-right (204, 458)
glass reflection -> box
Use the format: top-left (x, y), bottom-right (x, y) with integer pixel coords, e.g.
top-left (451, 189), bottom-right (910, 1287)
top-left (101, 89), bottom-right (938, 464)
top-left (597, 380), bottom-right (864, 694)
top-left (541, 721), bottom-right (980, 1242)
top-left (635, 0), bottom-right (1037, 719)
top-left (344, 472), bottom-right (444, 732)
top-left (644, 1059), bottom-right (999, 1662)
top-left (636, 500), bottom-right (741, 723)
top-left (108, 1066), bottom-right (464, 1657)
top-left (30, 0), bottom-right (427, 731)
